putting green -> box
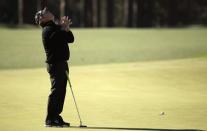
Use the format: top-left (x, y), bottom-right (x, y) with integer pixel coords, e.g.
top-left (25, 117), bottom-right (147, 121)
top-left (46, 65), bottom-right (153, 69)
top-left (0, 58), bottom-right (206, 131)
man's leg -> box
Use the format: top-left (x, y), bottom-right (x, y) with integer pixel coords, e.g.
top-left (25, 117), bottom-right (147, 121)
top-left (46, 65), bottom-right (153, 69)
top-left (46, 62), bottom-right (68, 123)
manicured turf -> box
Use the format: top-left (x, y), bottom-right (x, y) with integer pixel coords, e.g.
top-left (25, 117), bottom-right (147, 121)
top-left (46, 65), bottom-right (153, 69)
top-left (0, 27), bottom-right (207, 131)
top-left (0, 28), bottom-right (207, 69)
top-left (0, 58), bottom-right (207, 131)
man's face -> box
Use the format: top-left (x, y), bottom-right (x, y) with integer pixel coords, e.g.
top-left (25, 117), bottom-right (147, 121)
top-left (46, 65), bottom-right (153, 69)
top-left (38, 8), bottom-right (54, 24)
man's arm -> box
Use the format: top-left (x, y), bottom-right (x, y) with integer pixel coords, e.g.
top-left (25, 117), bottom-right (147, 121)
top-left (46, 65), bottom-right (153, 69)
top-left (65, 30), bottom-right (74, 43)
top-left (49, 29), bottom-right (74, 44)
top-left (49, 16), bottom-right (74, 44)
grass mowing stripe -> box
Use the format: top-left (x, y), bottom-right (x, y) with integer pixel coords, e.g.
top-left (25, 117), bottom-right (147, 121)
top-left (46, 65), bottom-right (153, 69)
top-left (0, 28), bottom-right (207, 69)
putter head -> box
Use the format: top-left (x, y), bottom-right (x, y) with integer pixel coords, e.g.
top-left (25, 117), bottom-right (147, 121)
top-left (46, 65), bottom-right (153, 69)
top-left (80, 125), bottom-right (87, 128)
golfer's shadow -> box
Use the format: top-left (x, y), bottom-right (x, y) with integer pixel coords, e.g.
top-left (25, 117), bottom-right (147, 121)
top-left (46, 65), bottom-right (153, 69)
top-left (70, 126), bottom-right (203, 131)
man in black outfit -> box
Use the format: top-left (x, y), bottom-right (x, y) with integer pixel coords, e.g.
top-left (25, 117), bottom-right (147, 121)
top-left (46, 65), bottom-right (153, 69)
top-left (35, 7), bottom-right (74, 127)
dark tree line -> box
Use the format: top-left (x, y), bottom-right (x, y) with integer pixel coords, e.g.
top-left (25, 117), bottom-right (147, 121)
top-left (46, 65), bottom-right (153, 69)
top-left (0, 0), bottom-right (207, 27)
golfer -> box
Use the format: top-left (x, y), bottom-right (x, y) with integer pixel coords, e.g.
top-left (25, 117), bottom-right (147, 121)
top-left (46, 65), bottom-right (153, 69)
top-left (35, 7), bottom-right (74, 127)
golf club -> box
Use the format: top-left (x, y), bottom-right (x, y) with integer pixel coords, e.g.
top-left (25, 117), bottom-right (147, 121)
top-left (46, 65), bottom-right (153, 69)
top-left (65, 71), bottom-right (87, 128)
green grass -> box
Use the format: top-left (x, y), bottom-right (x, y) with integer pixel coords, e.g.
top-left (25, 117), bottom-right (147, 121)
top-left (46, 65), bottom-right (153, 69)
top-left (0, 28), bottom-right (207, 69)
top-left (0, 27), bottom-right (207, 130)
top-left (0, 58), bottom-right (207, 131)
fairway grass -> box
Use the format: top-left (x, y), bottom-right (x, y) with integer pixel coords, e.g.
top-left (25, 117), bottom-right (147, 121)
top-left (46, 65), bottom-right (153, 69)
top-left (0, 28), bottom-right (207, 69)
top-left (0, 58), bottom-right (206, 131)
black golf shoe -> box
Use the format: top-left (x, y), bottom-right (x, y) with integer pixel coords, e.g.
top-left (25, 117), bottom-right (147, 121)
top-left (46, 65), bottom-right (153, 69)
top-left (57, 115), bottom-right (70, 127)
top-left (45, 116), bottom-right (70, 127)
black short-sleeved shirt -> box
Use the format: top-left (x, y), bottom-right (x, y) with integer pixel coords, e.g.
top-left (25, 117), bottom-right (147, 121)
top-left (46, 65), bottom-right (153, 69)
top-left (42, 21), bottom-right (74, 64)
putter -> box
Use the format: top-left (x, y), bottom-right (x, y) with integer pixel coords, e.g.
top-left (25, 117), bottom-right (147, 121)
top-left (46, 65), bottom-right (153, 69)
top-left (65, 71), bottom-right (87, 128)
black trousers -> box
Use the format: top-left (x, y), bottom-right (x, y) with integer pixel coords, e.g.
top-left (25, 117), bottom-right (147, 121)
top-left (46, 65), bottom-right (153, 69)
top-left (46, 61), bottom-right (68, 121)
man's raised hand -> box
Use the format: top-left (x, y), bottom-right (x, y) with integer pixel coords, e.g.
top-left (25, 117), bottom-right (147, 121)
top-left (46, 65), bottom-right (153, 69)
top-left (60, 16), bottom-right (72, 31)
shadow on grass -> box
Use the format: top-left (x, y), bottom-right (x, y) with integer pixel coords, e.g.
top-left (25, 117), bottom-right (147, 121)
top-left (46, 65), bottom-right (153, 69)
top-left (70, 126), bottom-right (203, 131)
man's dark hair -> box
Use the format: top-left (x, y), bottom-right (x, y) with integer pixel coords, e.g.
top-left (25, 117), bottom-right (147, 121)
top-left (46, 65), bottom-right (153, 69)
top-left (34, 7), bottom-right (48, 26)
top-left (35, 11), bottom-right (42, 24)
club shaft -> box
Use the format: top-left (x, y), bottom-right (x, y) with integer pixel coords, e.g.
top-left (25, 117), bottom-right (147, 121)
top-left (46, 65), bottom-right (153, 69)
top-left (65, 71), bottom-right (83, 126)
